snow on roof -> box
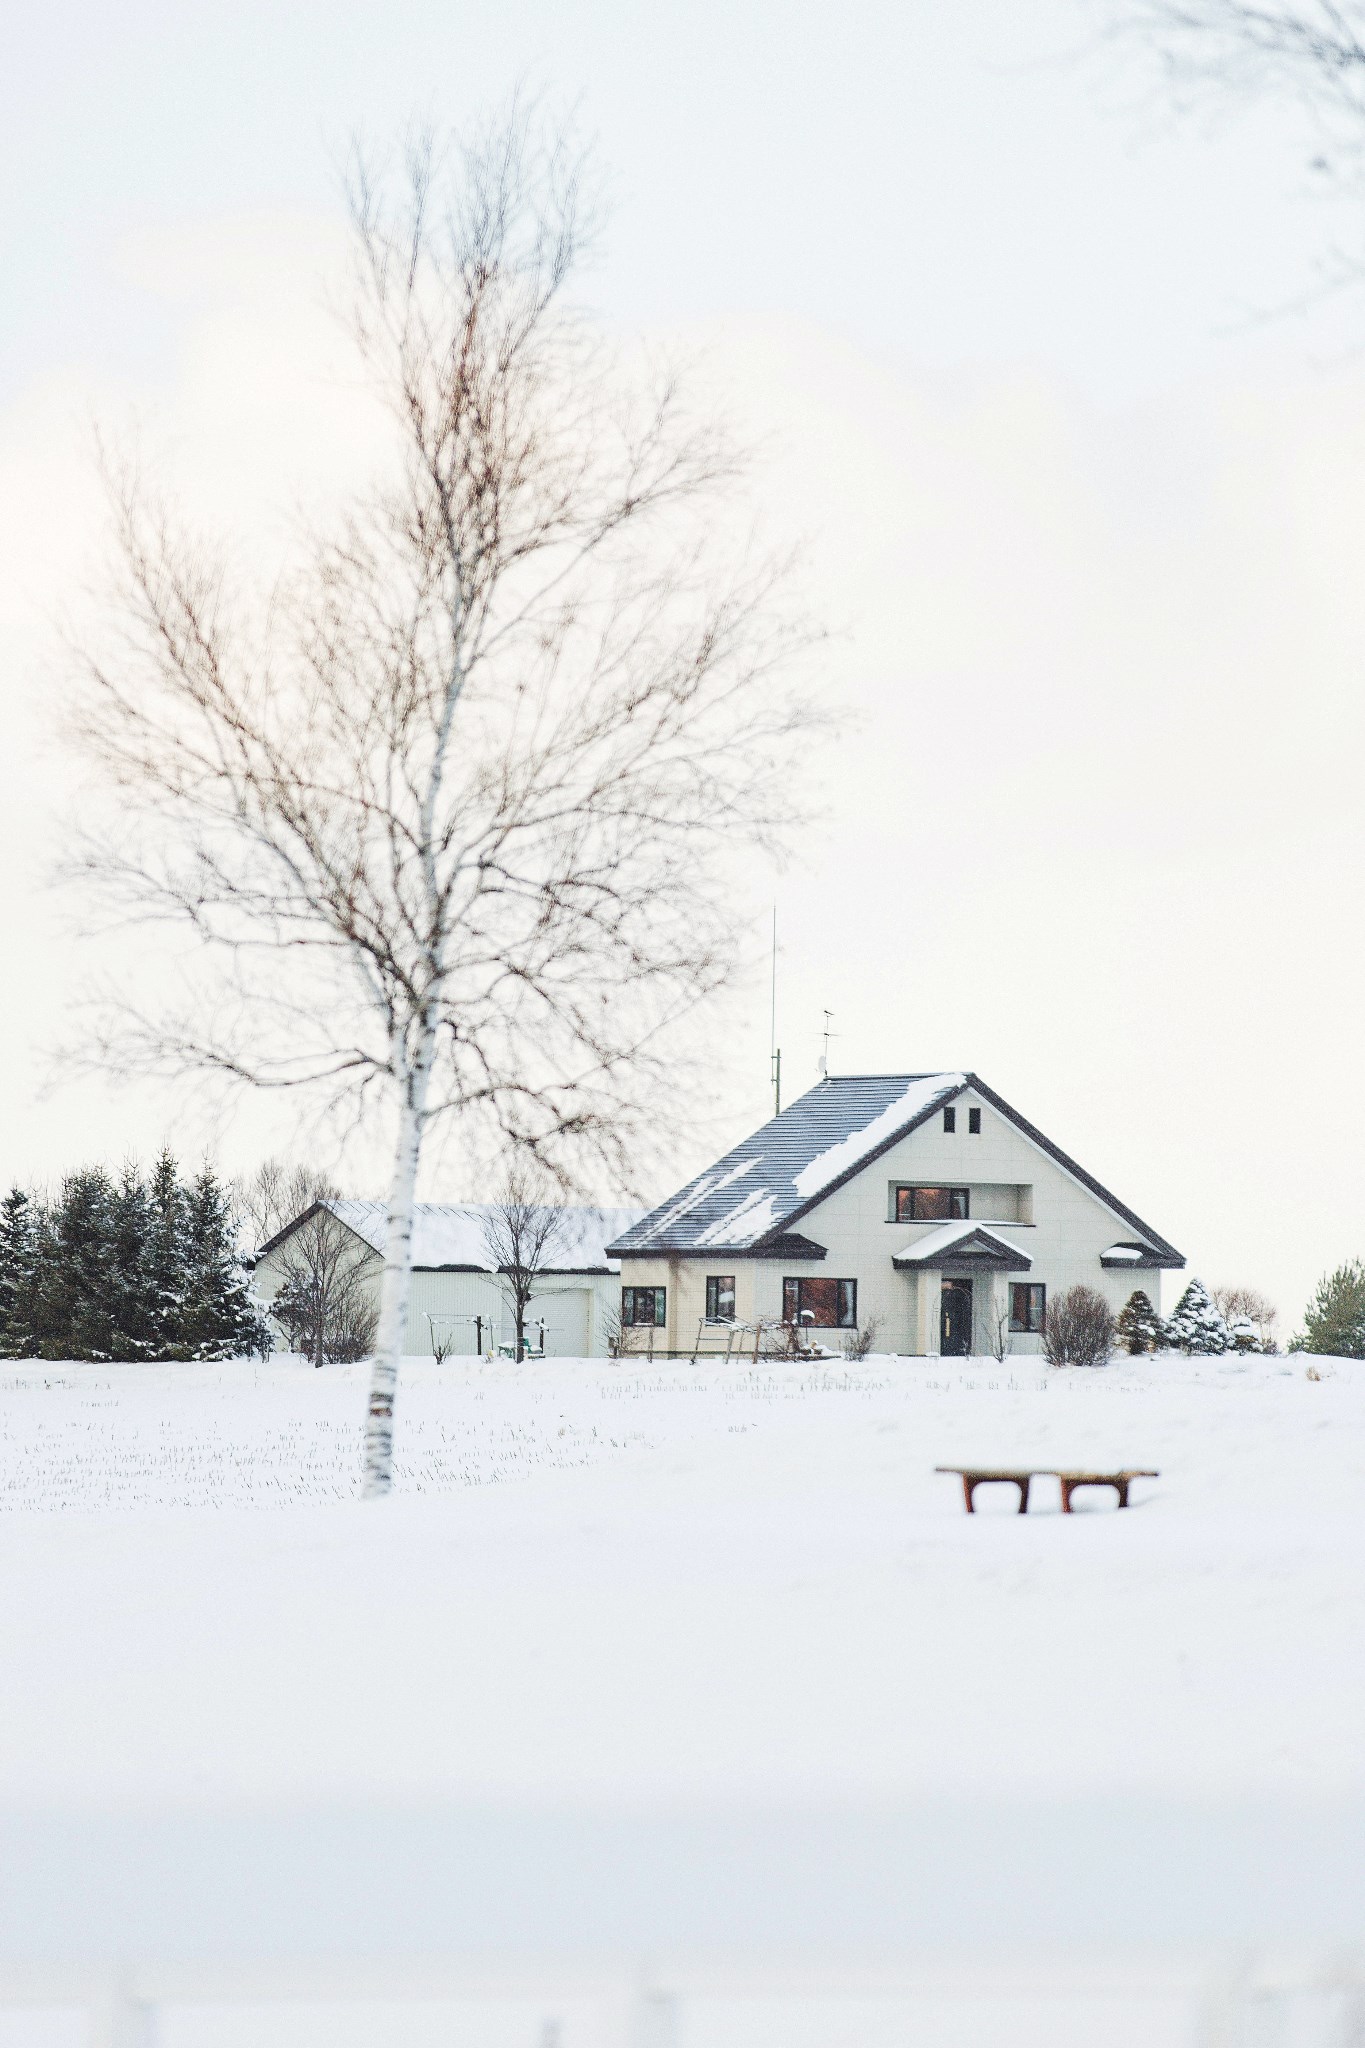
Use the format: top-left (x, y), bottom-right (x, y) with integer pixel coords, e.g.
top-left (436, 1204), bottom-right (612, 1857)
top-left (892, 1220), bottom-right (1031, 1266)
top-left (1102, 1243), bottom-right (1146, 1263)
top-left (793, 1075), bottom-right (967, 1198)
top-left (323, 1200), bottom-right (645, 1273)
top-left (610, 1073), bottom-right (966, 1256)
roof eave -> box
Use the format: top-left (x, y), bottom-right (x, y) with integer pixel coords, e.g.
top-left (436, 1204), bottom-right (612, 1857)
top-left (1101, 1250), bottom-right (1186, 1270)
top-left (893, 1230), bottom-right (1032, 1273)
top-left (611, 1237), bottom-right (828, 1261)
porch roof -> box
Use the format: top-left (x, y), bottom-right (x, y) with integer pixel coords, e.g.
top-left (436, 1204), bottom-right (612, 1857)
top-left (892, 1220), bottom-right (1032, 1271)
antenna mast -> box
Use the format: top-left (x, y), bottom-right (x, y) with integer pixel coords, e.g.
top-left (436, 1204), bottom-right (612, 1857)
top-left (819, 1009), bottom-right (836, 1079)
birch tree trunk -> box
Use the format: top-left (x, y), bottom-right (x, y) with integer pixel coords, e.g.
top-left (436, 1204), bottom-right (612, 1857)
top-left (362, 1031), bottom-right (434, 1498)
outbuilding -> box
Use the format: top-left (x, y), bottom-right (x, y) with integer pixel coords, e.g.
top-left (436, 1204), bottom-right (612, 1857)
top-left (254, 1200), bottom-right (644, 1358)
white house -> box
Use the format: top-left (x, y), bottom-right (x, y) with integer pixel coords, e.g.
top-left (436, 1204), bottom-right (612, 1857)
top-left (254, 1200), bottom-right (644, 1358)
top-left (606, 1072), bottom-right (1183, 1357)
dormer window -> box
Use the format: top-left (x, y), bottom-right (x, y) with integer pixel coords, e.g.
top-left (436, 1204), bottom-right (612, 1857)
top-left (896, 1186), bottom-right (969, 1222)
top-left (943, 1107), bottom-right (956, 1132)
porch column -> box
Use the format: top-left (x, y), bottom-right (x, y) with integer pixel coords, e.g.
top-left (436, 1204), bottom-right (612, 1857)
top-left (916, 1269), bottom-right (942, 1356)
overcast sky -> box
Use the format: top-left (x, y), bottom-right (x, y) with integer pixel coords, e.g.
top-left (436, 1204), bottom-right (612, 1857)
top-left (3, 0), bottom-right (1363, 1326)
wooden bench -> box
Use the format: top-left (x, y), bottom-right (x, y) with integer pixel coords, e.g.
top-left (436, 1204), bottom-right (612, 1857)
top-left (935, 1466), bottom-right (1159, 1514)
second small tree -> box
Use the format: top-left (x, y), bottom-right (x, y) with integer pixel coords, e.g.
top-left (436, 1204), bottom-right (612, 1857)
top-left (482, 1174), bottom-right (570, 1363)
top-left (1115, 1288), bottom-right (1165, 1355)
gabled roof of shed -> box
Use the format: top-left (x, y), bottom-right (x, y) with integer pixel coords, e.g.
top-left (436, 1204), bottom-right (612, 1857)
top-left (259, 1200), bottom-right (645, 1273)
top-left (606, 1071), bottom-right (1184, 1266)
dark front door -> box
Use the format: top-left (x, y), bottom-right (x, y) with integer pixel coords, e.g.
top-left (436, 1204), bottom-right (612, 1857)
top-left (940, 1277), bottom-right (973, 1356)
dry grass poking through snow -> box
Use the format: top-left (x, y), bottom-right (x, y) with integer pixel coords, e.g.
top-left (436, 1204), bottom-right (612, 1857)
top-left (0, 1350), bottom-right (1354, 1514)
top-left (0, 1350), bottom-right (1362, 1821)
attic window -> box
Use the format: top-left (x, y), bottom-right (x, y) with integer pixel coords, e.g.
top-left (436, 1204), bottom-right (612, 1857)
top-left (943, 1107), bottom-right (956, 1132)
top-left (968, 1107), bottom-right (981, 1134)
top-left (896, 1186), bottom-right (969, 1223)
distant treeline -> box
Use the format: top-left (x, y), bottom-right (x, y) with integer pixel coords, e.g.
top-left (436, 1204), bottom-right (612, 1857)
top-left (0, 1154), bottom-right (270, 1363)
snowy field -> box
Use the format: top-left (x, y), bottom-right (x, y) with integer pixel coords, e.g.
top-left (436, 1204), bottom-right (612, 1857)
top-left (2, 1351), bottom-right (1364, 2047)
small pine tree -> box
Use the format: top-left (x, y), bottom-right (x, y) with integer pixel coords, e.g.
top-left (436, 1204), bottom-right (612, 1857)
top-left (23, 1202), bottom-right (63, 1358)
top-left (1294, 1260), bottom-right (1365, 1359)
top-left (0, 1189), bottom-right (38, 1359)
top-left (40, 1170), bottom-right (118, 1360)
top-left (181, 1164), bottom-right (271, 1360)
top-left (1165, 1277), bottom-right (1232, 1355)
top-left (145, 1149), bottom-right (190, 1359)
top-left (108, 1162), bottom-right (157, 1361)
top-left (1115, 1288), bottom-right (1165, 1355)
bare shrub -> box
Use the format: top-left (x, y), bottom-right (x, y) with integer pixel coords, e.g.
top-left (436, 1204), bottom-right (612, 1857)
top-left (846, 1315), bottom-right (880, 1361)
top-left (326, 1286), bottom-right (380, 1364)
top-left (1212, 1285), bottom-right (1279, 1353)
top-left (977, 1296), bottom-right (1012, 1365)
top-left (425, 1316), bottom-right (460, 1366)
top-left (1043, 1285), bottom-right (1116, 1370)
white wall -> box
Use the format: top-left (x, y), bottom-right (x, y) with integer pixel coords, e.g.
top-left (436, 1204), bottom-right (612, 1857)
top-left (254, 1236), bottom-right (619, 1357)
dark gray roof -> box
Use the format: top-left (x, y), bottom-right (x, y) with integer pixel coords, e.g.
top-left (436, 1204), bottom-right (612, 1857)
top-left (607, 1071), bottom-right (1184, 1266)
top-left (607, 1074), bottom-right (965, 1256)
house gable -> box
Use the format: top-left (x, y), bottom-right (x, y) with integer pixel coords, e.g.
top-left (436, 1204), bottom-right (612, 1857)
top-left (792, 1080), bottom-right (1181, 1272)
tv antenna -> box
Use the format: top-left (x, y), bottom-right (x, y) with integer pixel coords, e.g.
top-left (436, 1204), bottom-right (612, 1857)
top-left (819, 1009), bottom-right (838, 1079)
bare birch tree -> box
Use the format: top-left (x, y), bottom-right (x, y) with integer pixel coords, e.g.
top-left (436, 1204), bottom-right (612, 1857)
top-left (64, 112), bottom-right (818, 1495)
top-left (480, 1168), bottom-right (570, 1361)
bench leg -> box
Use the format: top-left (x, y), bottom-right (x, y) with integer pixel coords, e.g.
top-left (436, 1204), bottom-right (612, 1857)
top-left (1115, 1480), bottom-right (1130, 1508)
top-left (1060, 1478), bottom-right (1074, 1514)
top-left (1017, 1476), bottom-right (1030, 1514)
top-left (962, 1476), bottom-right (976, 1513)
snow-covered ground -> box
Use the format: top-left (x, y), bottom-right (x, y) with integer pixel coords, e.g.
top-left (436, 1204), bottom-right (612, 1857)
top-left (2, 1351), bottom-right (1363, 2045)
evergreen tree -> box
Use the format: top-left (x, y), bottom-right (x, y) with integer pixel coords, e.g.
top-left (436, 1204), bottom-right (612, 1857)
top-left (107, 1162), bottom-right (157, 1361)
top-left (181, 1164), bottom-right (271, 1360)
top-left (145, 1149), bottom-right (190, 1359)
top-left (0, 1189), bottom-right (38, 1359)
top-left (43, 1170), bottom-right (118, 1359)
top-left (1294, 1260), bottom-right (1365, 1359)
top-left (23, 1201), bottom-right (63, 1358)
top-left (1165, 1277), bottom-right (1232, 1355)
top-left (1115, 1288), bottom-right (1165, 1355)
